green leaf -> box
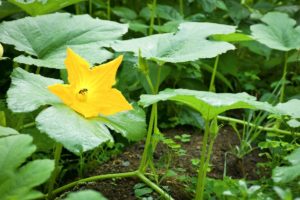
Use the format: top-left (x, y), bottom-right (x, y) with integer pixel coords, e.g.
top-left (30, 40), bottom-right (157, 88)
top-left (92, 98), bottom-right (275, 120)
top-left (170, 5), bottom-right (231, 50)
top-left (0, 126), bottom-right (19, 137)
top-left (197, 0), bottom-right (217, 13)
top-left (65, 190), bottom-right (107, 200)
top-left (287, 119), bottom-right (300, 128)
top-left (22, 127), bottom-right (55, 152)
top-left (139, 88), bottom-right (277, 120)
top-left (155, 4), bottom-right (182, 21)
top-left (36, 104), bottom-right (146, 154)
top-left (273, 148), bottom-right (300, 183)
top-left (224, 0), bottom-right (250, 25)
top-left (275, 99), bottom-right (300, 119)
top-left (112, 22), bottom-right (236, 63)
top-left (250, 12), bottom-right (300, 51)
top-left (273, 165), bottom-right (300, 184)
top-left (0, 134), bottom-right (54, 200)
top-left (140, 4), bottom-right (182, 21)
top-left (99, 106), bottom-right (146, 141)
top-left (0, 1), bottom-right (21, 20)
top-left (8, 0), bottom-right (84, 16)
top-left (36, 105), bottom-right (113, 155)
top-left (7, 68), bottom-right (62, 113)
top-left (240, 40), bottom-right (271, 59)
top-left (112, 7), bottom-right (137, 20)
top-left (286, 147), bottom-right (300, 165)
top-left (0, 13), bottom-right (128, 69)
top-left (0, 134), bottom-right (35, 171)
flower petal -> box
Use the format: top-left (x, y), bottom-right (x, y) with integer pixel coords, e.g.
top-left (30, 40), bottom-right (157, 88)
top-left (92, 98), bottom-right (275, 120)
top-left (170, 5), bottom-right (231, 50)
top-left (92, 88), bottom-right (133, 116)
top-left (48, 84), bottom-right (75, 106)
top-left (70, 88), bottom-right (132, 118)
top-left (65, 48), bottom-right (91, 86)
top-left (89, 55), bottom-right (123, 91)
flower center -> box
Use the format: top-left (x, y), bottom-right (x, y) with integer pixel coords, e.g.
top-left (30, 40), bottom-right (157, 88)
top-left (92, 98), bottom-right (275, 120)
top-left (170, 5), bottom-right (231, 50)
top-left (76, 88), bottom-right (88, 102)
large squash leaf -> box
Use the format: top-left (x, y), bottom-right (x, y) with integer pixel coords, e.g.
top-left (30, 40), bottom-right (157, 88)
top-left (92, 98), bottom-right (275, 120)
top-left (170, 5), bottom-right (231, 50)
top-left (112, 22), bottom-right (236, 63)
top-left (0, 13), bottom-right (128, 68)
top-left (273, 147), bottom-right (300, 183)
top-left (0, 125), bottom-right (19, 137)
top-left (36, 105), bottom-right (146, 154)
top-left (64, 190), bottom-right (107, 200)
top-left (275, 99), bottom-right (300, 119)
top-left (250, 12), bottom-right (300, 51)
top-left (7, 67), bottom-right (62, 113)
top-left (99, 106), bottom-right (147, 142)
top-left (36, 105), bottom-right (114, 154)
top-left (0, 134), bottom-right (54, 200)
top-left (8, 0), bottom-right (84, 16)
top-left (139, 88), bottom-right (277, 120)
top-left (7, 68), bottom-right (146, 154)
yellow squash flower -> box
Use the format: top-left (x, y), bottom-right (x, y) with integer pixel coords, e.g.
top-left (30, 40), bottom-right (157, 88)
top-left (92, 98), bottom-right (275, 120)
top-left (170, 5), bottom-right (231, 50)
top-left (48, 48), bottom-right (132, 118)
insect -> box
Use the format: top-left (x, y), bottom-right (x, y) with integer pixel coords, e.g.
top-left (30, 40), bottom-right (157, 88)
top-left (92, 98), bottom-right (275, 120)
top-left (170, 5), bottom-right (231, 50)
top-left (78, 88), bottom-right (88, 95)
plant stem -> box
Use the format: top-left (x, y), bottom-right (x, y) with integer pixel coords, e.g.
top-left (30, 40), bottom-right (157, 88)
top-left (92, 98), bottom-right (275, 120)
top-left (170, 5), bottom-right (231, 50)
top-left (35, 67), bottom-right (41, 74)
top-left (145, 74), bottom-right (155, 94)
top-left (47, 143), bottom-right (63, 199)
top-left (199, 135), bottom-right (216, 198)
top-left (217, 115), bottom-right (300, 136)
top-left (148, 0), bottom-right (157, 35)
top-left (209, 55), bottom-right (220, 92)
top-left (139, 104), bottom-right (157, 173)
top-left (79, 153), bottom-right (85, 178)
top-left (89, 0), bottom-right (92, 15)
top-left (107, 0), bottom-right (111, 20)
top-left (25, 64), bottom-right (30, 72)
top-left (155, 65), bottom-right (162, 93)
top-left (75, 3), bottom-right (80, 14)
top-left (195, 120), bottom-right (210, 200)
top-left (18, 122), bottom-right (36, 130)
top-left (136, 171), bottom-right (174, 200)
top-left (279, 52), bottom-right (288, 103)
top-left (179, 0), bottom-right (184, 16)
top-left (50, 171), bottom-right (137, 197)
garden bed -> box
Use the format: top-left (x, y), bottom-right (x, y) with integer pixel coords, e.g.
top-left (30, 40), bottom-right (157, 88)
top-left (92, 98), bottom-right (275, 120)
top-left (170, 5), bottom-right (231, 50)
top-left (61, 126), bottom-right (266, 200)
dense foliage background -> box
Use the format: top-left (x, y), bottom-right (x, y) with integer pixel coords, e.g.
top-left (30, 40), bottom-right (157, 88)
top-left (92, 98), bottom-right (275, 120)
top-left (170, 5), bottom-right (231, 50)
top-left (0, 0), bottom-right (300, 200)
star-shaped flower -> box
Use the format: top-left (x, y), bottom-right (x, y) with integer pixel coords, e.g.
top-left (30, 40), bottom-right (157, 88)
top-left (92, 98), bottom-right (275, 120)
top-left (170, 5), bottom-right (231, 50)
top-left (48, 48), bottom-right (132, 118)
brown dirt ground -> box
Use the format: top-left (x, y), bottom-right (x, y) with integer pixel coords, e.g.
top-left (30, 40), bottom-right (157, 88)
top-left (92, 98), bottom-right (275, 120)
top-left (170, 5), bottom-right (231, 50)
top-left (58, 126), bottom-right (267, 200)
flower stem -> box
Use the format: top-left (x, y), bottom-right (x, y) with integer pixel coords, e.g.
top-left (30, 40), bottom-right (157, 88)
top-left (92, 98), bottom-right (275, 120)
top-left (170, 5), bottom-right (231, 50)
top-left (148, 0), bottom-right (157, 35)
top-left (47, 143), bottom-right (63, 199)
top-left (209, 55), bottom-right (219, 92)
top-left (195, 119), bottom-right (210, 200)
top-left (136, 171), bottom-right (174, 200)
top-left (279, 52), bottom-right (288, 103)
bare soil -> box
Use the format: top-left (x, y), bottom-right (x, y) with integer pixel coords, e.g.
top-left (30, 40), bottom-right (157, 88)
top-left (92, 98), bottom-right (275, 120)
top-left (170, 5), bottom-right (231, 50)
top-left (60, 126), bottom-right (267, 200)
